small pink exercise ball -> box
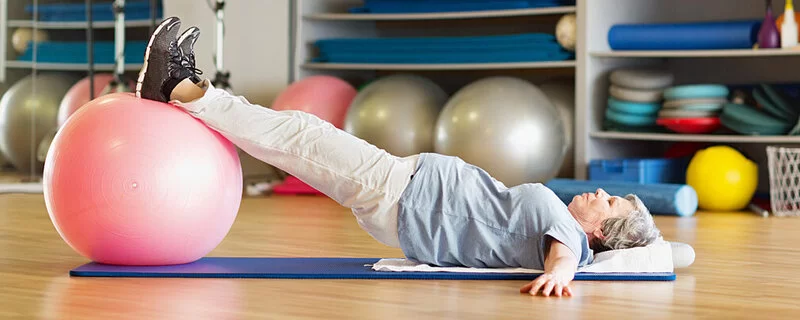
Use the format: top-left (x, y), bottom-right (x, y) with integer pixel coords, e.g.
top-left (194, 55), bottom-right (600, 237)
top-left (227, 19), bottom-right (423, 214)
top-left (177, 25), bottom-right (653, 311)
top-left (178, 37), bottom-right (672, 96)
top-left (272, 75), bottom-right (356, 129)
top-left (43, 93), bottom-right (243, 266)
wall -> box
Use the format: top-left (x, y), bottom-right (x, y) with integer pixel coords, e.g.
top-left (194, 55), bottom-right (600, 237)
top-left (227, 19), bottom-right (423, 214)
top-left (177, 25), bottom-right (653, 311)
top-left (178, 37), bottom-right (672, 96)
top-left (164, 0), bottom-right (292, 184)
top-left (163, 0), bottom-right (291, 106)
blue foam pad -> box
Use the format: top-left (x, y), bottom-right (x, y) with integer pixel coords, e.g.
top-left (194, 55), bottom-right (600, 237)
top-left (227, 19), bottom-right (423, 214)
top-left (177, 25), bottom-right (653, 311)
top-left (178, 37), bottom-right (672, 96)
top-left (26, 1), bottom-right (161, 22)
top-left (663, 84), bottom-right (730, 100)
top-left (608, 20), bottom-right (761, 50)
top-left (316, 33), bottom-right (557, 49)
top-left (70, 257), bottom-right (675, 281)
top-left (607, 97), bottom-right (661, 115)
top-left (545, 178), bottom-right (698, 216)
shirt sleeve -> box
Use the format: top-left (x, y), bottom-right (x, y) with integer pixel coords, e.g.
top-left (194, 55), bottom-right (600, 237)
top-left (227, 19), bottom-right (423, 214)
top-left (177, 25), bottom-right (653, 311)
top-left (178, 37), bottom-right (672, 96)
top-left (541, 223), bottom-right (593, 268)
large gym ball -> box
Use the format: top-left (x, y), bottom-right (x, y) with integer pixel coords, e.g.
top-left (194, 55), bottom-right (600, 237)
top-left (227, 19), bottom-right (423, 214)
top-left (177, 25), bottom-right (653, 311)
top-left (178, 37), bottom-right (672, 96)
top-left (435, 77), bottom-right (566, 187)
top-left (43, 93), bottom-right (243, 265)
top-left (58, 73), bottom-right (118, 127)
top-left (345, 74), bottom-right (448, 156)
top-left (0, 73), bottom-right (77, 173)
top-left (686, 145), bottom-right (757, 211)
top-left (539, 80), bottom-right (575, 178)
top-left (272, 75), bottom-right (357, 129)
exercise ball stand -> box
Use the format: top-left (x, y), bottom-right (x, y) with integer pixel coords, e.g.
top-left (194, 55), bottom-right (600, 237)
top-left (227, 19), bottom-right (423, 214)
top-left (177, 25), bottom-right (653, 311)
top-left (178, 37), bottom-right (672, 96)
top-left (211, 0), bottom-right (231, 91)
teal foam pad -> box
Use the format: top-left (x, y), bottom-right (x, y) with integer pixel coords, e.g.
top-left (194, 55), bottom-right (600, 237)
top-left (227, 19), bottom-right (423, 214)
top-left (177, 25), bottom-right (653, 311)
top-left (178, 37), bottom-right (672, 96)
top-left (759, 84), bottom-right (799, 120)
top-left (605, 108), bottom-right (657, 126)
top-left (545, 178), bottom-right (698, 216)
top-left (608, 97), bottom-right (661, 115)
top-left (664, 84), bottom-right (730, 100)
top-left (70, 257), bottom-right (675, 281)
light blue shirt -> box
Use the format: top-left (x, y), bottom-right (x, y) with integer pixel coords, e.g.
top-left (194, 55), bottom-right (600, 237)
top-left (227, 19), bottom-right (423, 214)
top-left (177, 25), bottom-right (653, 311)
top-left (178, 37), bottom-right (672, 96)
top-left (397, 153), bottom-right (593, 270)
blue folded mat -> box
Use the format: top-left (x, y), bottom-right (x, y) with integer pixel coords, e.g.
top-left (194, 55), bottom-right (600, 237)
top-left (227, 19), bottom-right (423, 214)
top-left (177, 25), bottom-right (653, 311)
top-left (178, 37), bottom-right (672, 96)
top-left (349, 0), bottom-right (574, 13)
top-left (25, 1), bottom-right (162, 22)
top-left (608, 20), bottom-right (761, 50)
top-left (17, 41), bottom-right (148, 64)
top-left (70, 257), bottom-right (675, 281)
top-left (316, 33), bottom-right (557, 47)
top-left (313, 50), bottom-right (573, 63)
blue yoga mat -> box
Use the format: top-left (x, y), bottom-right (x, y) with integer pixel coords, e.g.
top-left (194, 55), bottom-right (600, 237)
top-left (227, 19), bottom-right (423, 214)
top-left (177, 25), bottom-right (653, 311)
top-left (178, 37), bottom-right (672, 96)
top-left (350, 0), bottom-right (572, 13)
top-left (608, 20), bottom-right (761, 50)
top-left (70, 257), bottom-right (676, 281)
top-left (17, 41), bottom-right (147, 64)
top-left (545, 179), bottom-right (698, 217)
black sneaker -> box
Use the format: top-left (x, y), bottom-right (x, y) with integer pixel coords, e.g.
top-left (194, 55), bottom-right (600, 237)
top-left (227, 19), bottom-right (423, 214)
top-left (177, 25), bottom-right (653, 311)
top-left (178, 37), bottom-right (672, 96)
top-left (136, 17), bottom-right (192, 102)
top-left (177, 26), bottom-right (203, 83)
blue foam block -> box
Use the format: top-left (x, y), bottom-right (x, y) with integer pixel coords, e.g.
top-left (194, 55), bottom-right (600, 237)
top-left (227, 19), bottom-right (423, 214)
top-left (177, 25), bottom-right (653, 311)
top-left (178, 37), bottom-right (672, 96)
top-left (608, 20), bottom-right (761, 50)
top-left (349, 0), bottom-right (573, 13)
top-left (313, 49), bottom-right (573, 63)
top-left (545, 178), bottom-right (698, 216)
top-left (16, 41), bottom-right (148, 64)
top-left (26, 1), bottom-right (161, 22)
top-left (70, 257), bottom-right (675, 281)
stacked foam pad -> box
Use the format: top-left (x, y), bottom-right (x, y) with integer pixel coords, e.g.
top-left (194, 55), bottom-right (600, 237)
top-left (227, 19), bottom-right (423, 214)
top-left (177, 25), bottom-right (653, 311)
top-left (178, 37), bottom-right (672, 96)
top-left (603, 68), bottom-right (674, 132)
top-left (313, 33), bottom-right (573, 64)
top-left (348, 0), bottom-right (576, 13)
top-left (656, 85), bottom-right (728, 134)
top-left (720, 84), bottom-right (800, 135)
top-left (25, 0), bottom-right (162, 22)
top-left (16, 41), bottom-right (148, 64)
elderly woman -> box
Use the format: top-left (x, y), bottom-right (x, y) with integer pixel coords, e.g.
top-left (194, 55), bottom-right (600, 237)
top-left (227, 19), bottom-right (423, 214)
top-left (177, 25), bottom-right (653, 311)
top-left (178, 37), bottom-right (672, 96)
top-left (135, 17), bottom-right (662, 298)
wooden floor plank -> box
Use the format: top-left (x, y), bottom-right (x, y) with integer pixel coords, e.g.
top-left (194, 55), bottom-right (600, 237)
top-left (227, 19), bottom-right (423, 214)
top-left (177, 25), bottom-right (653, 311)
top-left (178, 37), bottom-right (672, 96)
top-left (2, 193), bottom-right (800, 319)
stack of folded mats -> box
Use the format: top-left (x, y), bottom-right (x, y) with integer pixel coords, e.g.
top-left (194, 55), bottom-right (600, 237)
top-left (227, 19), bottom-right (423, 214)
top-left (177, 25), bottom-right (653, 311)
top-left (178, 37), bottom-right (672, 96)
top-left (656, 84), bottom-right (728, 134)
top-left (720, 84), bottom-right (800, 135)
top-left (25, 1), bottom-right (162, 22)
top-left (603, 68), bottom-right (674, 133)
top-left (348, 0), bottom-right (576, 14)
top-left (312, 33), bottom-right (574, 64)
top-left (16, 41), bottom-right (148, 64)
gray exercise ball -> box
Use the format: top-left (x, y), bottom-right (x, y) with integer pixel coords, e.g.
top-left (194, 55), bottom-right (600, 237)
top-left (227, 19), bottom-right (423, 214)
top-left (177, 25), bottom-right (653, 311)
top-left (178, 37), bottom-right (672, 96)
top-left (0, 73), bottom-right (77, 173)
top-left (434, 76), bottom-right (566, 187)
top-left (344, 74), bottom-right (448, 157)
top-left (539, 81), bottom-right (575, 178)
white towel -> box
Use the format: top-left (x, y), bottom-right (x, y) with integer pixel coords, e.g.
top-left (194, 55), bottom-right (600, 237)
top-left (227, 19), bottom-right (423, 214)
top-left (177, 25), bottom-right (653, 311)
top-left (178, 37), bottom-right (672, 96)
top-left (372, 238), bottom-right (675, 274)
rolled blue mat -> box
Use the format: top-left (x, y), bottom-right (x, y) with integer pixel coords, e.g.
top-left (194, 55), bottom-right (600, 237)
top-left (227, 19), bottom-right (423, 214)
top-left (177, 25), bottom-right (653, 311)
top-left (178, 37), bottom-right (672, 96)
top-left (608, 20), bottom-right (761, 50)
top-left (544, 179), bottom-right (698, 216)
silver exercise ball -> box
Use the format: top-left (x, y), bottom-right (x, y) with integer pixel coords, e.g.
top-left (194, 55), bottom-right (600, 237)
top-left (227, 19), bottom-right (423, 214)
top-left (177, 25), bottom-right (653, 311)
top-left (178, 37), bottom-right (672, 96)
top-left (0, 73), bottom-right (77, 173)
top-left (434, 77), bottom-right (566, 187)
top-left (539, 81), bottom-right (575, 178)
top-left (344, 74), bottom-right (448, 157)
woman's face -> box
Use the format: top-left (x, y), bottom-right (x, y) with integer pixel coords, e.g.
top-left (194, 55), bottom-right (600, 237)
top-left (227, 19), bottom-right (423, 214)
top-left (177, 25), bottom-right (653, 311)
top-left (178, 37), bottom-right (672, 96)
top-left (567, 188), bottom-right (634, 240)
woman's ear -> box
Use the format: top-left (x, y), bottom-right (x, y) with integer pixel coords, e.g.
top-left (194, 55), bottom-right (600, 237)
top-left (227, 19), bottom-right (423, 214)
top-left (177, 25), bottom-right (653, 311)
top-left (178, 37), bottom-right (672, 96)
top-left (592, 228), bottom-right (605, 242)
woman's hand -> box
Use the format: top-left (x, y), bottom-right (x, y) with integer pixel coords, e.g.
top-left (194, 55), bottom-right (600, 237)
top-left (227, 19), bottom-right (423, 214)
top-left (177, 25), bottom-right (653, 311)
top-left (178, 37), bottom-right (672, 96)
top-left (520, 237), bottom-right (577, 297)
top-left (520, 269), bottom-right (574, 297)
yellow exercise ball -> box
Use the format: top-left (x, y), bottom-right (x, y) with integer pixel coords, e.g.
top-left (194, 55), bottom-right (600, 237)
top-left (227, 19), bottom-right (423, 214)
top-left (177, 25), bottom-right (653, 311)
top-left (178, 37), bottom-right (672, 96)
top-left (686, 145), bottom-right (758, 211)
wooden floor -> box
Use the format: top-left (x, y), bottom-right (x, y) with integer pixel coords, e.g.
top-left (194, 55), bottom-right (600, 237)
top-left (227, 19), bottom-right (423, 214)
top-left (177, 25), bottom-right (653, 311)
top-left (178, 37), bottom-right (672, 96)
top-left (2, 193), bottom-right (800, 319)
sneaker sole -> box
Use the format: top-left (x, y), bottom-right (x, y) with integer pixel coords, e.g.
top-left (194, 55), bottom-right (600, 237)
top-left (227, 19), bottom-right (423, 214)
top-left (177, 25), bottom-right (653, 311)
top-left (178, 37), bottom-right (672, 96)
top-left (136, 17), bottom-right (180, 98)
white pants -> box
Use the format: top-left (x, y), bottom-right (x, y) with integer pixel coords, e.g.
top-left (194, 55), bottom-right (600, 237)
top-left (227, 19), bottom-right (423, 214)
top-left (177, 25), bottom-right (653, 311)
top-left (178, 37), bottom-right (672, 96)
top-left (173, 81), bottom-right (417, 247)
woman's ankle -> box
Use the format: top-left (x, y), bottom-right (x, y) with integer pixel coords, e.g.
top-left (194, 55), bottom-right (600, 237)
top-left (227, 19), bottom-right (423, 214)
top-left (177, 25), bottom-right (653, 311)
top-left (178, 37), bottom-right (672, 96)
top-left (170, 78), bottom-right (206, 102)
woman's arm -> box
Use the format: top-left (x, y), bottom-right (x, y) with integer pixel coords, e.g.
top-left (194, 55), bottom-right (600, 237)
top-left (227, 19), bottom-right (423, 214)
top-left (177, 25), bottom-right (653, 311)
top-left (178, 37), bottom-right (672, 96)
top-left (519, 237), bottom-right (578, 297)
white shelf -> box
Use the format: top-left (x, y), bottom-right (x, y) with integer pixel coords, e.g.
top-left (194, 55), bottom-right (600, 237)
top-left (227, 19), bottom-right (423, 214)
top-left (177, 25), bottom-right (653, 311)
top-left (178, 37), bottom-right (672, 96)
top-left (591, 48), bottom-right (800, 58)
top-left (5, 60), bottom-right (142, 71)
top-left (7, 19), bottom-right (154, 29)
top-left (302, 61), bottom-right (576, 71)
top-left (590, 131), bottom-right (800, 143)
top-left (304, 6), bottom-right (576, 21)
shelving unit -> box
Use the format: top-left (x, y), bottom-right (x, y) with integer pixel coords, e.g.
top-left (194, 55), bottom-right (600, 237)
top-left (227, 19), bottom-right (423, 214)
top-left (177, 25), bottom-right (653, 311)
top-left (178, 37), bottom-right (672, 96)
top-left (578, 0), bottom-right (800, 194)
top-left (291, 0), bottom-right (800, 193)
top-left (0, 0), bottom-right (159, 181)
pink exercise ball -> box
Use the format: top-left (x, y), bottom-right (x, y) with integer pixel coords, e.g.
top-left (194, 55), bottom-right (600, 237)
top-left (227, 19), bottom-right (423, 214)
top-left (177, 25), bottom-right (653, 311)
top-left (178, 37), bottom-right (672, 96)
top-left (57, 73), bottom-right (127, 127)
top-left (272, 75), bottom-right (356, 128)
top-left (43, 93), bottom-right (243, 266)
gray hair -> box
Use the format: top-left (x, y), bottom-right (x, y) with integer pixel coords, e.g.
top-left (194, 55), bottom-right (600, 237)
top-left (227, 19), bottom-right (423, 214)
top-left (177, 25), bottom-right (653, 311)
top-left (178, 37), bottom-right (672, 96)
top-left (596, 194), bottom-right (661, 252)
